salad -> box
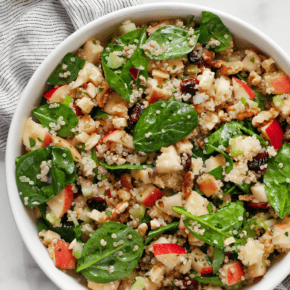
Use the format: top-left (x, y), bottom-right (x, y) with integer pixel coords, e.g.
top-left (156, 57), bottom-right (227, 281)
top-left (15, 11), bottom-right (290, 290)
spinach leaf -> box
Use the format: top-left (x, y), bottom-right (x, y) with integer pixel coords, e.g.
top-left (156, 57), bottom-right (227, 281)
top-left (212, 247), bottom-right (224, 274)
top-left (236, 181), bottom-right (253, 194)
top-left (191, 271), bottom-right (224, 287)
top-left (16, 147), bottom-right (76, 208)
top-left (205, 121), bottom-right (266, 155)
top-left (101, 26), bottom-right (147, 102)
top-left (133, 100), bottom-right (198, 153)
top-left (39, 204), bottom-right (82, 243)
top-left (145, 25), bottom-right (199, 60)
top-left (264, 143), bottom-right (290, 218)
top-left (91, 107), bottom-right (109, 119)
top-left (192, 146), bottom-right (208, 162)
top-left (185, 15), bottom-right (195, 29)
top-left (208, 166), bottom-right (223, 180)
top-left (198, 11), bottom-right (231, 52)
top-left (172, 202), bottom-right (245, 250)
top-left (32, 103), bottom-right (78, 137)
top-left (47, 52), bottom-right (85, 85)
top-left (99, 161), bottom-right (153, 170)
top-left (253, 90), bottom-right (268, 110)
top-left (145, 221), bottom-right (179, 245)
top-left (37, 218), bottom-right (49, 232)
top-left (77, 222), bottom-right (144, 283)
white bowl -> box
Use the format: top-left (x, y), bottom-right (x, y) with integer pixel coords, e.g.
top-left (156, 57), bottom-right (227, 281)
top-left (6, 3), bottom-right (290, 290)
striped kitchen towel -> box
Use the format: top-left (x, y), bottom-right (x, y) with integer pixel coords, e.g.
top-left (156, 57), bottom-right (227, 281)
top-left (0, 0), bottom-right (140, 151)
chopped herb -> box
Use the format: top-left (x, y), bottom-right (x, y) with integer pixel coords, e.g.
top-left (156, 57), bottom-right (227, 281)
top-left (92, 40), bottom-right (97, 45)
top-left (156, 85), bottom-right (163, 89)
top-left (99, 87), bottom-right (104, 94)
top-left (37, 137), bottom-right (43, 142)
top-left (105, 211), bottom-right (111, 216)
top-left (207, 203), bottom-right (213, 214)
top-left (250, 57), bottom-right (255, 63)
top-left (285, 232), bottom-right (289, 237)
top-left (29, 138), bottom-right (35, 148)
top-left (172, 65), bottom-right (177, 70)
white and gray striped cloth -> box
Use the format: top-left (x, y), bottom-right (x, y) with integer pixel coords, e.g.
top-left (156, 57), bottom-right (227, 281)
top-left (1, 1), bottom-right (290, 289)
top-left (0, 0), bottom-right (140, 151)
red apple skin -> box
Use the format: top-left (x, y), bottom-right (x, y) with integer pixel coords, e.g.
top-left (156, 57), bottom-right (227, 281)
top-left (227, 262), bottom-right (244, 286)
top-left (52, 239), bottom-right (76, 269)
top-left (271, 75), bottom-right (290, 94)
top-left (248, 202), bottom-right (268, 209)
top-left (44, 87), bottom-right (58, 99)
top-left (265, 119), bottom-right (284, 150)
top-left (142, 188), bottom-right (163, 207)
top-left (232, 77), bottom-right (256, 99)
top-left (200, 266), bottom-right (213, 275)
top-left (41, 133), bottom-right (53, 147)
top-left (73, 104), bottom-right (83, 117)
top-left (149, 91), bottom-right (165, 104)
top-left (101, 129), bottom-right (119, 142)
top-left (153, 243), bottom-right (186, 256)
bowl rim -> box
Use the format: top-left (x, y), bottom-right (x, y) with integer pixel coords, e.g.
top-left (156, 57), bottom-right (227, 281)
top-left (5, 2), bottom-right (290, 290)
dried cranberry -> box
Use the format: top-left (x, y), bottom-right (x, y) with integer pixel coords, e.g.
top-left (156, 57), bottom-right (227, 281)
top-left (86, 197), bottom-right (107, 211)
top-left (187, 50), bottom-right (202, 65)
top-left (181, 153), bottom-right (192, 171)
top-left (248, 202), bottom-right (269, 209)
top-left (128, 103), bottom-right (144, 127)
top-left (174, 278), bottom-right (198, 290)
top-left (180, 78), bottom-right (199, 96)
top-left (247, 152), bottom-right (269, 174)
top-left (73, 104), bottom-right (83, 116)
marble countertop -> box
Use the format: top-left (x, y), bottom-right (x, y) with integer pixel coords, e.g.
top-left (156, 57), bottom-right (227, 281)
top-left (2, 0), bottom-right (290, 289)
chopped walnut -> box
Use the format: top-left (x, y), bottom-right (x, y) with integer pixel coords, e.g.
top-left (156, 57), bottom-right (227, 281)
top-left (237, 104), bottom-right (260, 120)
top-left (248, 71), bottom-right (262, 86)
top-left (262, 57), bottom-right (276, 73)
top-left (252, 107), bottom-right (280, 127)
top-left (202, 50), bottom-right (221, 68)
top-left (220, 60), bottom-right (244, 75)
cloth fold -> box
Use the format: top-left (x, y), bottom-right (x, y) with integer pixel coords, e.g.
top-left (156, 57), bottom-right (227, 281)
top-left (0, 0), bottom-right (140, 150)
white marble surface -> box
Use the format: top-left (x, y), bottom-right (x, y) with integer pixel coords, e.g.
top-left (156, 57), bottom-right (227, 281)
top-left (2, 0), bottom-right (290, 289)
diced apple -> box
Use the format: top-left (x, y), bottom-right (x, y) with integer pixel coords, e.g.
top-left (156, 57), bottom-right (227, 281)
top-left (76, 96), bottom-right (95, 114)
top-left (22, 117), bottom-right (52, 151)
top-left (131, 168), bottom-right (153, 184)
top-left (147, 20), bottom-right (170, 35)
top-left (179, 191), bottom-right (210, 229)
top-left (220, 261), bottom-right (245, 286)
top-left (272, 223), bottom-right (290, 248)
top-left (120, 173), bottom-right (133, 190)
top-left (78, 115), bottom-right (95, 134)
top-left (146, 78), bottom-right (170, 104)
top-left (44, 85), bottom-right (69, 103)
top-left (156, 145), bottom-right (183, 174)
top-left (175, 139), bottom-right (193, 155)
top-left (47, 184), bottom-right (74, 219)
top-left (205, 154), bottom-right (226, 172)
top-left (87, 280), bottom-right (120, 290)
top-left (138, 184), bottom-right (163, 207)
top-left (51, 239), bottom-right (76, 269)
top-left (191, 157), bottom-right (203, 176)
top-left (156, 192), bottom-right (182, 217)
top-left (273, 94), bottom-right (290, 117)
top-left (250, 182), bottom-right (268, 203)
top-left (52, 136), bottom-right (82, 162)
top-left (232, 76), bottom-right (256, 100)
top-left (78, 37), bottom-right (103, 64)
top-left (247, 258), bottom-right (266, 279)
top-left (191, 248), bottom-right (213, 274)
top-left (101, 129), bottom-right (134, 149)
top-left (197, 175), bottom-right (221, 197)
top-left (198, 68), bottom-right (215, 91)
top-left (103, 92), bottom-right (128, 117)
top-left (153, 243), bottom-right (186, 270)
top-left (260, 119), bottom-right (284, 150)
top-left (242, 49), bottom-right (262, 72)
top-left (264, 71), bottom-right (290, 94)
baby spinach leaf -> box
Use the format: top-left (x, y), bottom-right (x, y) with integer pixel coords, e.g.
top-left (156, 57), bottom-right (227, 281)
top-left (77, 222), bottom-right (144, 283)
top-left (47, 52), bottom-right (85, 85)
top-left (39, 204), bottom-right (82, 243)
top-left (37, 218), bottom-right (49, 232)
top-left (212, 247), bottom-right (224, 274)
top-left (253, 90), bottom-right (268, 110)
top-left (190, 271), bottom-right (224, 287)
top-left (32, 103), bottom-right (78, 137)
top-left (133, 100), bottom-right (198, 153)
top-left (236, 181), bottom-right (253, 194)
top-left (16, 147), bottom-right (76, 208)
top-left (208, 165), bottom-right (223, 180)
top-left (99, 161), bottom-right (153, 170)
top-left (185, 15), bottom-right (195, 29)
top-left (145, 25), bottom-right (199, 60)
top-left (192, 146), bottom-right (208, 162)
top-left (101, 25), bottom-right (148, 102)
top-left (264, 143), bottom-right (290, 218)
top-left (205, 121), bottom-right (266, 155)
top-left (91, 107), bottom-right (109, 119)
top-left (172, 202), bottom-right (245, 251)
top-left (199, 11), bottom-right (231, 52)
top-left (145, 221), bottom-right (179, 245)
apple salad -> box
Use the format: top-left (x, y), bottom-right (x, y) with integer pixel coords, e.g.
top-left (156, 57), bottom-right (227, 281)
top-left (15, 11), bottom-right (290, 290)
